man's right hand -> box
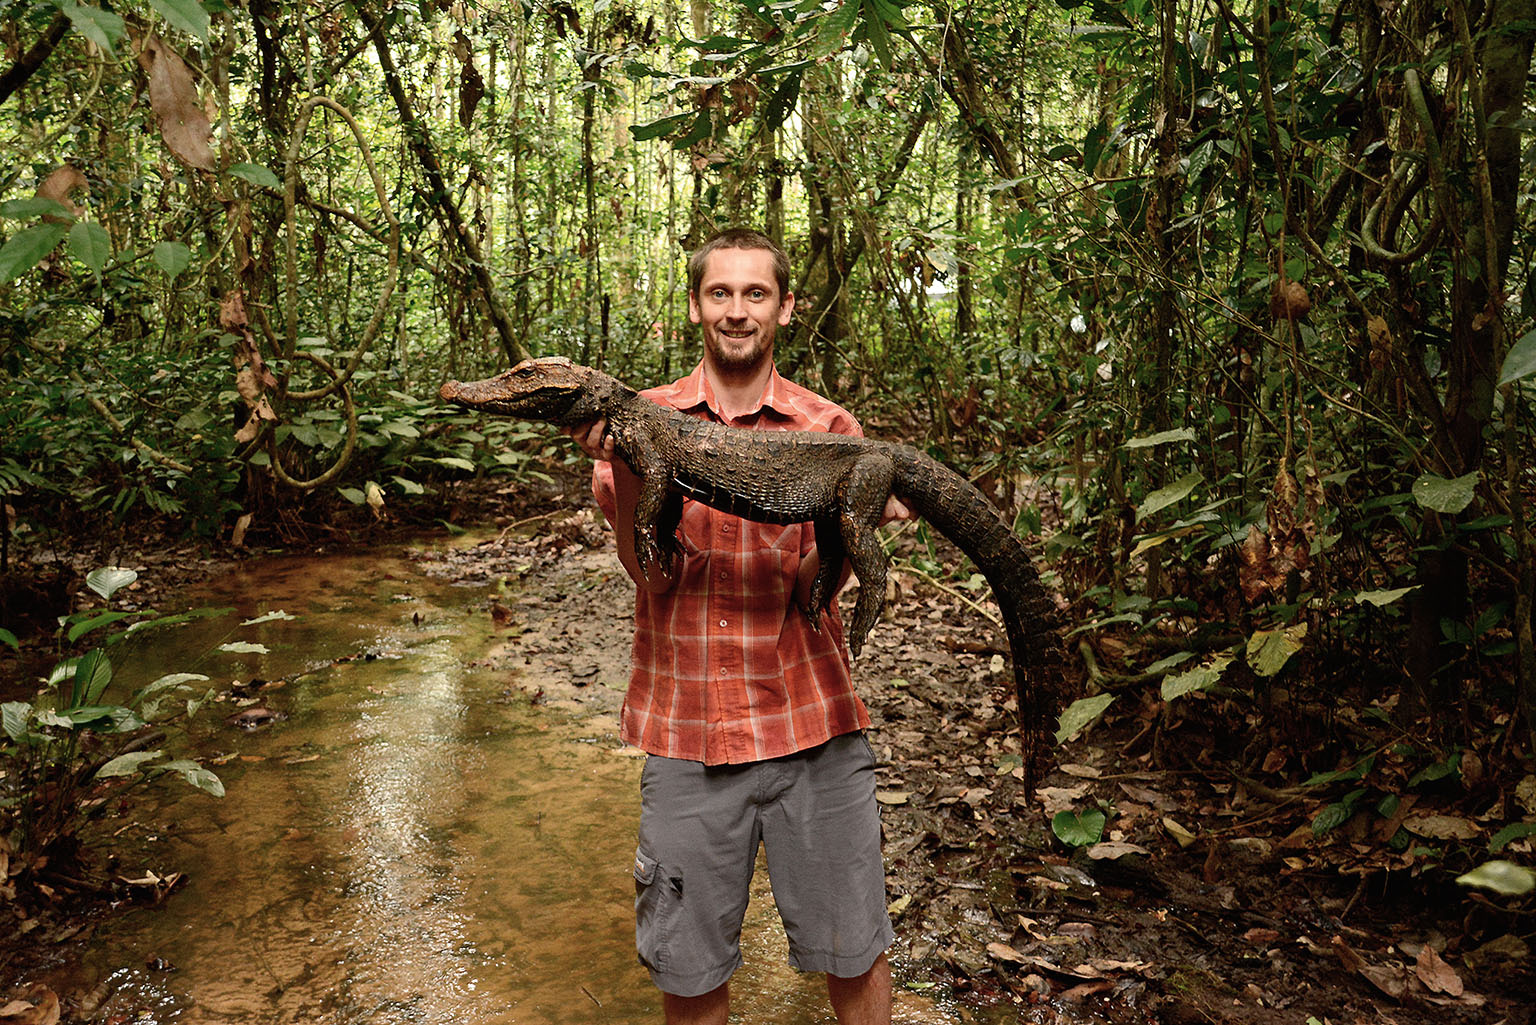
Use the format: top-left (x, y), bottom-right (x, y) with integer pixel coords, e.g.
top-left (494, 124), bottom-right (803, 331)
top-left (563, 419), bottom-right (614, 462)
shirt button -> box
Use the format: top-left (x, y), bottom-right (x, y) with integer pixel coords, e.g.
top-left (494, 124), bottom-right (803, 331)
top-left (719, 619), bottom-right (728, 627)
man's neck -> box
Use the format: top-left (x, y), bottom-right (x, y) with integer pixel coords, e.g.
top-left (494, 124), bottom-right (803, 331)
top-left (702, 354), bottom-right (776, 421)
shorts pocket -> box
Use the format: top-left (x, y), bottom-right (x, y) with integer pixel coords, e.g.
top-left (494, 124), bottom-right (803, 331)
top-left (633, 847), bottom-right (679, 973)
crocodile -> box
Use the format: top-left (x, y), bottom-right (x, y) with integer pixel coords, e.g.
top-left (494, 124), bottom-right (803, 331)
top-left (440, 356), bottom-right (1061, 791)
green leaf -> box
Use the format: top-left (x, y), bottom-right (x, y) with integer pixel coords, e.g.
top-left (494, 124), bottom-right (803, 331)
top-left (337, 487), bottom-right (365, 504)
top-left (0, 223), bottom-right (69, 284)
top-left (1051, 808), bottom-right (1106, 847)
top-left (96, 750), bottom-right (164, 779)
top-left (67, 610), bottom-right (135, 643)
top-left (391, 476), bottom-right (425, 495)
top-left (1498, 327), bottom-right (1536, 386)
top-left (218, 641), bottom-right (270, 654)
top-left (157, 759), bottom-right (225, 797)
top-left (1489, 822), bottom-right (1536, 853)
top-left (1412, 471), bottom-right (1479, 514)
top-left (1246, 623), bottom-right (1306, 678)
top-left (1123, 428), bottom-right (1196, 449)
top-left (0, 627), bottom-right (18, 651)
top-left (228, 162), bottom-right (281, 190)
top-left (3, 701), bottom-right (33, 742)
top-left (72, 649), bottom-right (114, 706)
top-left (434, 456), bottom-right (477, 472)
top-left (814, 0), bottom-right (860, 56)
top-left (859, 0), bottom-right (893, 66)
top-left (146, 0), bottom-right (209, 42)
top-left (56, 0), bottom-right (127, 55)
top-left (1161, 656), bottom-right (1231, 702)
top-left (1354, 586), bottom-right (1416, 607)
top-left (0, 198), bottom-right (74, 220)
top-left (762, 70), bottom-right (803, 132)
top-left (69, 220), bottom-right (111, 275)
top-left (1312, 800), bottom-right (1357, 836)
top-left (1054, 692), bottom-right (1115, 744)
top-left (1137, 472), bottom-right (1203, 522)
top-left (153, 240), bottom-right (192, 279)
top-left (1455, 860), bottom-right (1535, 896)
top-left (87, 566), bottom-right (138, 599)
top-left (629, 111), bottom-right (693, 142)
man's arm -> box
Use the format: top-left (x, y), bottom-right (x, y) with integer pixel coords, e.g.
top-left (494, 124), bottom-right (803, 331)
top-left (566, 419), bottom-right (679, 593)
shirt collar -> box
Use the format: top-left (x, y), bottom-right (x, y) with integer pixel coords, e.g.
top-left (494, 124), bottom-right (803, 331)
top-left (671, 361), bottom-right (797, 424)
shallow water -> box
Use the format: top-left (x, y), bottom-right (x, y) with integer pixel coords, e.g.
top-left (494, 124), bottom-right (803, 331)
top-left (45, 545), bottom-right (976, 1024)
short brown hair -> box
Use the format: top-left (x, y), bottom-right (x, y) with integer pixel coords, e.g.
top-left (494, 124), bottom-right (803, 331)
top-left (687, 228), bottom-right (791, 299)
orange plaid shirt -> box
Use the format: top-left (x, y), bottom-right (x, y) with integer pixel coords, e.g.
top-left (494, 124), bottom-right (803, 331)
top-left (593, 361), bottom-right (871, 764)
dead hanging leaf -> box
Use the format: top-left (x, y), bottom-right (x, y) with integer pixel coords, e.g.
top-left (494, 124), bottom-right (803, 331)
top-left (136, 34), bottom-right (215, 171)
top-left (235, 366), bottom-right (263, 404)
top-left (35, 167), bottom-right (88, 219)
top-left (1270, 277), bottom-right (1312, 322)
top-left (1415, 944), bottom-right (1464, 997)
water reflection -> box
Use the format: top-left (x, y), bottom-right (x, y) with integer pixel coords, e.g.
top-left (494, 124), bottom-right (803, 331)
top-left (41, 547), bottom-right (977, 1024)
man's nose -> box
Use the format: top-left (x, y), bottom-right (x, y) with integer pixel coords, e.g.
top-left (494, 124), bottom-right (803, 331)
top-left (725, 294), bottom-right (748, 318)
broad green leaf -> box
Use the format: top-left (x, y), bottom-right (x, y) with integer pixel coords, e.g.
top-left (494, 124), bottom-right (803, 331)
top-left (157, 759), bottom-right (225, 797)
top-left (87, 566), bottom-right (138, 599)
top-left (1161, 656), bottom-right (1231, 702)
top-left (96, 750), bottom-right (164, 779)
top-left (337, 487), bottom-right (366, 504)
top-left (57, 0), bottom-right (126, 55)
top-left (391, 476), bottom-right (425, 495)
top-left (0, 198), bottom-right (74, 220)
top-left (859, 0), bottom-right (893, 66)
top-left (218, 641), bottom-right (270, 654)
top-left (1456, 860), bottom-right (1535, 896)
top-left (153, 240), bottom-right (192, 279)
top-left (1355, 586), bottom-right (1416, 607)
top-left (0, 223), bottom-right (69, 284)
top-left (73, 650), bottom-right (115, 706)
top-left (1123, 428), bottom-right (1196, 449)
top-left (228, 162), bottom-right (281, 190)
top-left (0, 627), bottom-right (17, 651)
top-left (762, 70), bottom-right (802, 132)
top-left (67, 610), bottom-right (135, 643)
top-left (241, 610), bottom-right (295, 625)
top-left (1489, 822), bottom-right (1536, 853)
top-left (435, 456), bottom-right (477, 472)
top-left (130, 672), bottom-right (210, 707)
top-left (629, 112), bottom-right (693, 142)
top-left (1498, 327), bottom-right (1536, 386)
top-left (3, 701), bottom-right (33, 742)
top-left (1054, 692), bottom-right (1115, 744)
top-left (1051, 808), bottom-right (1106, 847)
top-left (147, 0), bottom-right (209, 42)
top-left (69, 220), bottom-right (111, 274)
top-left (1137, 472), bottom-right (1203, 522)
top-left (1412, 471), bottom-right (1479, 514)
top-left (1311, 800), bottom-right (1356, 836)
top-left (814, 0), bottom-right (860, 56)
top-left (1246, 623), bottom-right (1307, 678)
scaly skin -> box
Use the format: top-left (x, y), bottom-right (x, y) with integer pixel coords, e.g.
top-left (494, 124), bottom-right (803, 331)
top-left (441, 356), bottom-right (1060, 793)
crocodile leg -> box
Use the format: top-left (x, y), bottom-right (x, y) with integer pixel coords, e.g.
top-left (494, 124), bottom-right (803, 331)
top-left (631, 462), bottom-right (682, 580)
top-left (840, 454), bottom-right (896, 658)
top-left (803, 516), bottom-right (847, 629)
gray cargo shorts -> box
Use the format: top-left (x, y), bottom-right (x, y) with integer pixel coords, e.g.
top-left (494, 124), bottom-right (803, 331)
top-left (632, 732), bottom-right (894, 998)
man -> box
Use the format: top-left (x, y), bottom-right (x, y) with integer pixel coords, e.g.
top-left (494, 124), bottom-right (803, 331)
top-left (565, 228), bottom-right (905, 1024)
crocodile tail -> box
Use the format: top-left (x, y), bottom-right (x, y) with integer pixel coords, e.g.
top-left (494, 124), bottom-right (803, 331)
top-left (888, 444), bottom-right (1061, 798)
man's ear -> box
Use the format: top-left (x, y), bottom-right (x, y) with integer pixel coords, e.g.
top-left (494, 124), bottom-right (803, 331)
top-left (777, 291), bottom-right (795, 326)
top-left (687, 291), bottom-right (702, 324)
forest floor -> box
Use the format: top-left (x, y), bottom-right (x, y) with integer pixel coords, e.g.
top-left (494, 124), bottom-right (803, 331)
top-left (2, 464), bottom-right (1533, 1025)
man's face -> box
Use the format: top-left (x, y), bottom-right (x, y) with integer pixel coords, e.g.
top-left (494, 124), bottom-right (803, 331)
top-left (688, 247), bottom-right (794, 374)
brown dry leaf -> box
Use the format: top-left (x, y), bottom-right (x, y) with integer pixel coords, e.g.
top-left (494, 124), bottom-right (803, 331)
top-left (137, 34), bottom-right (215, 171)
top-left (219, 289), bottom-right (248, 330)
top-left (35, 167), bottom-right (88, 218)
top-left (986, 942), bottom-right (1028, 965)
top-left (1415, 944), bottom-right (1464, 997)
top-left (235, 366), bottom-right (262, 404)
top-left (1402, 814), bottom-right (1480, 840)
top-left (0, 986), bottom-right (60, 1025)
top-left (1086, 841), bottom-right (1150, 860)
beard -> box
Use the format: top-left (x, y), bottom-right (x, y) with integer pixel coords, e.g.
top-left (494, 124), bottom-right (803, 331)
top-left (704, 326), bottom-right (773, 374)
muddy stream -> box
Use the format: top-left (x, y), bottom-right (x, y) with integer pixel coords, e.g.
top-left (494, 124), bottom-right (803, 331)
top-left (50, 541), bottom-right (1002, 1024)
